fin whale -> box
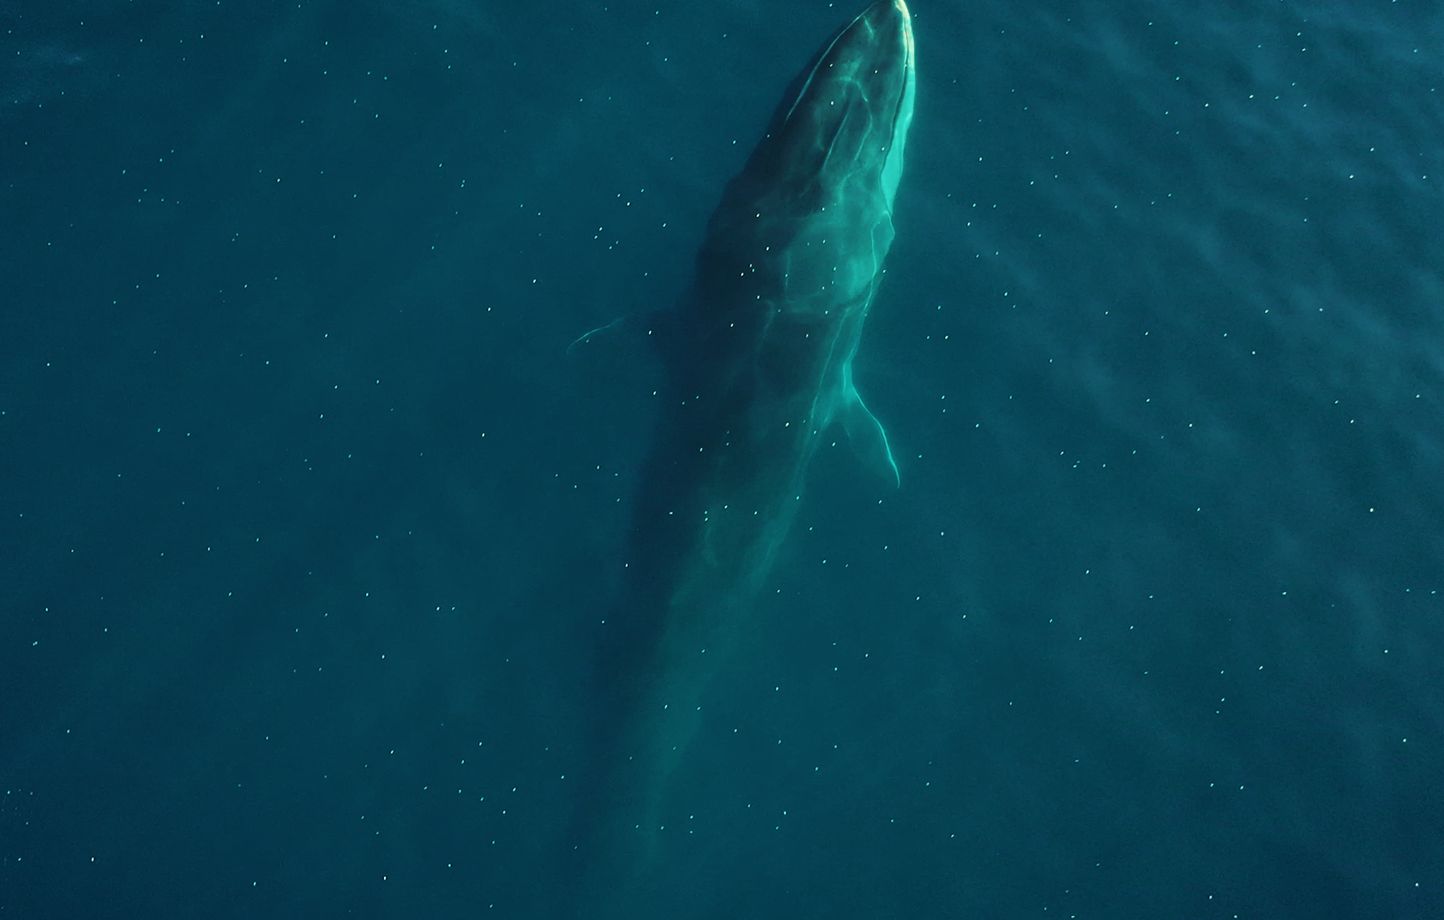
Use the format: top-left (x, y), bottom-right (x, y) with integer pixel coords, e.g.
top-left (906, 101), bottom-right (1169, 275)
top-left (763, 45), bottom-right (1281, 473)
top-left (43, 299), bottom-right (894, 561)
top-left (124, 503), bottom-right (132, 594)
top-left (567, 1), bottom-right (916, 910)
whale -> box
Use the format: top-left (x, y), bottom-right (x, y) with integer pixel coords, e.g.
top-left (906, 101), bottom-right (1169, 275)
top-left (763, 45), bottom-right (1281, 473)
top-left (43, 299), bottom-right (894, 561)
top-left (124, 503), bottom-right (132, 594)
top-left (566, 0), bottom-right (916, 911)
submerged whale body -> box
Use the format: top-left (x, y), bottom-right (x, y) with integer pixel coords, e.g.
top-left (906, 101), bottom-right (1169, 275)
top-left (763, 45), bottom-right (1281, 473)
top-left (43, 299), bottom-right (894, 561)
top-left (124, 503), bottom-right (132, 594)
top-left (568, 0), bottom-right (916, 910)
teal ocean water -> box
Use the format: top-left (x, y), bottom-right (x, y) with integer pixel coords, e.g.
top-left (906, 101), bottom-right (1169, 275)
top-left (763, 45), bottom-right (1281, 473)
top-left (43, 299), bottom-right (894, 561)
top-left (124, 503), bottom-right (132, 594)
top-left (2, 1), bottom-right (1440, 917)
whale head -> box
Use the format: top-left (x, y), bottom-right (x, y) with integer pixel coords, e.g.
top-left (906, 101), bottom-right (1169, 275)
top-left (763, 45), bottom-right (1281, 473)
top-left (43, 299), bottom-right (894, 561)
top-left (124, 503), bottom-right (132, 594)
top-left (768, 0), bottom-right (917, 213)
top-left (694, 0), bottom-right (917, 325)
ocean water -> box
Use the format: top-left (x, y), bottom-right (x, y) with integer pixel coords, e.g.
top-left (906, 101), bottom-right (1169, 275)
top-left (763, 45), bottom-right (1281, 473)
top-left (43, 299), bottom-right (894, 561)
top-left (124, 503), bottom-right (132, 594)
top-left (1, 1), bottom-right (1441, 917)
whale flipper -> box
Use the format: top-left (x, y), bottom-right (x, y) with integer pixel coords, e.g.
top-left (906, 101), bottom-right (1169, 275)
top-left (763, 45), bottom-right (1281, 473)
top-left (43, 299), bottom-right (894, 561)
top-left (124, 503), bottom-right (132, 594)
top-left (840, 385), bottom-right (901, 487)
top-left (566, 315), bottom-right (630, 353)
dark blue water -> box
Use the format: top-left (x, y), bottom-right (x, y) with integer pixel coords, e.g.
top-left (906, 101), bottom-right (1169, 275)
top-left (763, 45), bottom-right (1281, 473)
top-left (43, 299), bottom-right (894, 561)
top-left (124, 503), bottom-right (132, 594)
top-left (2, 1), bottom-right (1440, 917)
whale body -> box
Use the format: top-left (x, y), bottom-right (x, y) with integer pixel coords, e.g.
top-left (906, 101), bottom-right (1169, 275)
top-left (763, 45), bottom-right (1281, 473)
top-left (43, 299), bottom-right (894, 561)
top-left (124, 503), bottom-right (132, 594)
top-left (569, 1), bottom-right (916, 910)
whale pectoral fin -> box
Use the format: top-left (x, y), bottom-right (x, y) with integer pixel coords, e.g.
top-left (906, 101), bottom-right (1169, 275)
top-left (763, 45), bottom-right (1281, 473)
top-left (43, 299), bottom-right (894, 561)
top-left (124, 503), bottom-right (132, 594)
top-left (567, 309), bottom-right (679, 358)
top-left (840, 387), bottom-right (901, 487)
top-left (566, 315), bottom-right (630, 354)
